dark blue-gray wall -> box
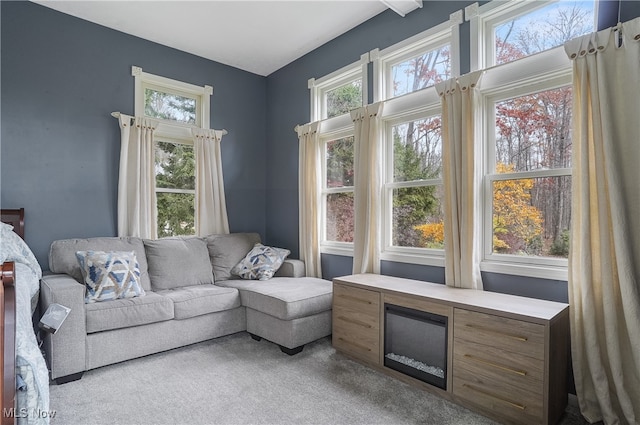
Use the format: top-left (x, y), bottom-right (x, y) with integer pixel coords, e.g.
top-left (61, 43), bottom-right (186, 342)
top-left (1, 1), bottom-right (267, 267)
top-left (2, 0), bottom-right (639, 298)
top-left (265, 0), bottom-right (640, 304)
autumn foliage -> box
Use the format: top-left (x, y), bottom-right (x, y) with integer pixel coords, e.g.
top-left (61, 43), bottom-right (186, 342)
top-left (492, 163), bottom-right (543, 254)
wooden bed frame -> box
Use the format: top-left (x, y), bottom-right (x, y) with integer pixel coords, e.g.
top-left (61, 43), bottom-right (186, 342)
top-left (1, 208), bottom-right (24, 425)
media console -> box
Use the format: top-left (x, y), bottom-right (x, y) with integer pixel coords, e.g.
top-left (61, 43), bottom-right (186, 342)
top-left (332, 273), bottom-right (570, 425)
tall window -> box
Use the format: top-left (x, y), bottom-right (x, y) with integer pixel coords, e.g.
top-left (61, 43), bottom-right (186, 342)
top-left (132, 66), bottom-right (212, 237)
top-left (155, 139), bottom-right (196, 237)
top-left (323, 134), bottom-right (355, 245)
top-left (384, 113), bottom-right (444, 253)
top-left (310, 56), bottom-right (368, 256)
top-left (467, 0), bottom-right (596, 279)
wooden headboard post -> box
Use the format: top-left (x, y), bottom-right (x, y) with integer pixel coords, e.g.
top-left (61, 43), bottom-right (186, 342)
top-left (0, 262), bottom-right (16, 424)
top-left (0, 209), bottom-right (24, 240)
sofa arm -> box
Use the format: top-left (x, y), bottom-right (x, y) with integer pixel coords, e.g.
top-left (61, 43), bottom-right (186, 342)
top-left (275, 259), bottom-right (305, 278)
top-left (40, 274), bottom-right (87, 380)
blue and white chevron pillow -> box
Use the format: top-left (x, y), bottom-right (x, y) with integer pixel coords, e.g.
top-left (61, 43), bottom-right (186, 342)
top-left (76, 250), bottom-right (145, 303)
top-left (231, 243), bottom-right (290, 281)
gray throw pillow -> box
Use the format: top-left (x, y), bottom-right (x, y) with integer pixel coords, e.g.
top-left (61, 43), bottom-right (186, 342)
top-left (143, 237), bottom-right (213, 290)
top-left (205, 233), bottom-right (261, 281)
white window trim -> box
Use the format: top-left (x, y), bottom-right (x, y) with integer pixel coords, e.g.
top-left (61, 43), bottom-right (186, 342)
top-left (478, 44), bottom-right (574, 280)
top-left (371, 10), bottom-right (463, 103)
top-left (132, 65), bottom-right (212, 137)
top-left (308, 54), bottom-right (369, 122)
top-left (380, 106), bottom-right (445, 267)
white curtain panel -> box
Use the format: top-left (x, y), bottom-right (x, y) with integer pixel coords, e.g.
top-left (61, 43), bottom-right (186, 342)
top-left (351, 102), bottom-right (384, 275)
top-left (297, 122), bottom-right (322, 278)
top-left (117, 114), bottom-right (159, 239)
top-left (192, 128), bottom-right (230, 236)
top-left (435, 72), bottom-right (483, 290)
top-left (565, 18), bottom-right (640, 425)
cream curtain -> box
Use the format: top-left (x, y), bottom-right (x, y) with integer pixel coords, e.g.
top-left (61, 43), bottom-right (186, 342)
top-left (565, 18), bottom-right (640, 424)
top-left (192, 128), bottom-right (230, 236)
top-left (351, 102), bottom-right (384, 275)
top-left (297, 122), bottom-right (322, 278)
top-left (435, 72), bottom-right (483, 290)
top-left (117, 114), bottom-right (159, 238)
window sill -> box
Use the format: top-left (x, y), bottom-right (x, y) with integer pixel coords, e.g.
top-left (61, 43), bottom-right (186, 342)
top-left (381, 250), bottom-right (445, 268)
top-left (320, 244), bottom-right (353, 257)
top-left (480, 260), bottom-right (568, 281)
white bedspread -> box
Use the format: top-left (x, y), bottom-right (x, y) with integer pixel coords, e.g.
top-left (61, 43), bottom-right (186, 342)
top-left (1, 222), bottom-right (49, 425)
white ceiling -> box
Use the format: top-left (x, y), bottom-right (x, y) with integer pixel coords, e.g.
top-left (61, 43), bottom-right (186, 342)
top-left (32, 0), bottom-right (401, 76)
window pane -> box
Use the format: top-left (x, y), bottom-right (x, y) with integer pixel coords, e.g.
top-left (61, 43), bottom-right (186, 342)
top-left (155, 141), bottom-right (195, 190)
top-left (392, 44), bottom-right (450, 97)
top-left (393, 186), bottom-right (444, 248)
top-left (326, 136), bottom-right (354, 188)
top-left (495, 86), bottom-right (572, 172)
top-left (157, 192), bottom-right (195, 237)
top-left (492, 176), bottom-right (571, 258)
top-left (145, 88), bottom-right (197, 124)
top-left (326, 192), bottom-right (354, 243)
top-left (393, 116), bottom-right (442, 182)
top-left (326, 80), bottom-right (362, 118)
top-left (495, 1), bottom-right (595, 65)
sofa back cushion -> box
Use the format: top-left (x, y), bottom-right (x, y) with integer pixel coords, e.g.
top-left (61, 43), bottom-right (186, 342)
top-left (205, 233), bottom-right (261, 281)
top-left (143, 237), bottom-right (214, 290)
top-left (49, 237), bottom-right (152, 291)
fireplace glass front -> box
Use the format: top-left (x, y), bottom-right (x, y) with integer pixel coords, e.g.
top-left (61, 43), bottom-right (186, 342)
top-left (384, 304), bottom-right (448, 390)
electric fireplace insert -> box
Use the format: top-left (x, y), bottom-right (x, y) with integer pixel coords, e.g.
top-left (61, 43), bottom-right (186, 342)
top-left (384, 303), bottom-right (448, 390)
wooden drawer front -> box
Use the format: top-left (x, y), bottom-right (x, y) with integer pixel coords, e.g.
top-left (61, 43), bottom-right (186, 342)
top-left (333, 284), bottom-right (379, 317)
top-left (332, 284), bottom-right (380, 364)
top-left (454, 309), bottom-right (545, 360)
top-left (453, 338), bottom-right (543, 396)
top-left (333, 324), bottom-right (379, 364)
top-left (454, 367), bottom-right (543, 425)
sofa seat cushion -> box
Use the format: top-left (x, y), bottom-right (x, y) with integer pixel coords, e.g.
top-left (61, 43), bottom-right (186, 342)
top-left (217, 277), bottom-right (332, 321)
top-left (156, 284), bottom-right (241, 320)
top-left (85, 292), bottom-right (174, 334)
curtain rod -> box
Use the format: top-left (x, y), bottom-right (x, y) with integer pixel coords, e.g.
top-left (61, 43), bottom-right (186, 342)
top-left (110, 112), bottom-right (228, 136)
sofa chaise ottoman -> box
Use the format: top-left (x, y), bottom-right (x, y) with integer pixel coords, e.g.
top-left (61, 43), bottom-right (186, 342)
top-left (40, 233), bottom-right (332, 383)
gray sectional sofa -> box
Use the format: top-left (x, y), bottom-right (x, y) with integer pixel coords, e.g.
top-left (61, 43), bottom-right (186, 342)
top-left (40, 233), bottom-right (332, 384)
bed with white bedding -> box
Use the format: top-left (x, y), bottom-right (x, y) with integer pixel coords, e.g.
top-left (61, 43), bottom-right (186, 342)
top-left (1, 218), bottom-right (49, 425)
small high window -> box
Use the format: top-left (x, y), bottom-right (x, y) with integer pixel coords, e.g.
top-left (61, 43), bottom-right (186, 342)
top-left (309, 55), bottom-right (368, 122)
top-left (144, 86), bottom-right (198, 125)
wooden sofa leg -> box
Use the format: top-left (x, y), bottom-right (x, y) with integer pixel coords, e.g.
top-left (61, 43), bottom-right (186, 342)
top-left (279, 345), bottom-right (304, 356)
top-left (55, 372), bottom-right (84, 385)
top-left (249, 333), bottom-right (262, 342)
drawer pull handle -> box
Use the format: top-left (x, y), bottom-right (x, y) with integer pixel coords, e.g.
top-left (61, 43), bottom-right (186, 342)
top-left (337, 337), bottom-right (372, 352)
top-left (338, 294), bottom-right (373, 305)
top-left (463, 354), bottom-right (527, 376)
top-left (337, 316), bottom-right (372, 329)
top-left (462, 384), bottom-right (526, 410)
top-left (464, 324), bottom-right (528, 342)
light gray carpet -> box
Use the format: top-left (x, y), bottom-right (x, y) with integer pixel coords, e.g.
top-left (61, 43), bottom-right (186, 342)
top-left (49, 333), bottom-right (588, 425)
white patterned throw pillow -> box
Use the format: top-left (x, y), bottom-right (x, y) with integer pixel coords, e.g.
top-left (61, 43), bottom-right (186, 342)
top-left (231, 243), bottom-right (290, 281)
top-left (76, 250), bottom-right (145, 303)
